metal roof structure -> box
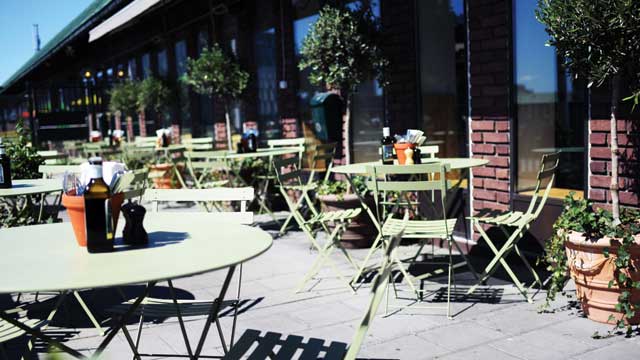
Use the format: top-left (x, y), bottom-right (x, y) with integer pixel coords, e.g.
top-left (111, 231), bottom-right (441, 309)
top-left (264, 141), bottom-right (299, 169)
top-left (0, 0), bottom-right (118, 93)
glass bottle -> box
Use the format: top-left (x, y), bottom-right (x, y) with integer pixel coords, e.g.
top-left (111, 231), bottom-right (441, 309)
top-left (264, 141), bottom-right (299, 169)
top-left (0, 138), bottom-right (11, 189)
top-left (381, 127), bottom-right (395, 165)
top-left (84, 157), bottom-right (113, 253)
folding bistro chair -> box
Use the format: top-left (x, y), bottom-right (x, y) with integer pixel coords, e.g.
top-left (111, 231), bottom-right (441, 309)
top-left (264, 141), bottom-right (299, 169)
top-left (183, 151), bottom-right (229, 189)
top-left (253, 138), bottom-right (306, 219)
top-left (278, 142), bottom-right (337, 235)
top-left (108, 187), bottom-right (254, 359)
top-left (466, 152), bottom-right (560, 302)
top-left (344, 213), bottom-right (408, 360)
top-left (366, 163), bottom-right (478, 318)
top-left (272, 156), bottom-right (361, 293)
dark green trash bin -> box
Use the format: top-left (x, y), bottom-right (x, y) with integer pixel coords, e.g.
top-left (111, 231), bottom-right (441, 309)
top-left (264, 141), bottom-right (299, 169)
top-left (310, 92), bottom-right (343, 142)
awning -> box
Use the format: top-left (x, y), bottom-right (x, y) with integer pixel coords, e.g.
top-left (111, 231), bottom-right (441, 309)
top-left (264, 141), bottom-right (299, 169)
top-left (88, 0), bottom-right (163, 42)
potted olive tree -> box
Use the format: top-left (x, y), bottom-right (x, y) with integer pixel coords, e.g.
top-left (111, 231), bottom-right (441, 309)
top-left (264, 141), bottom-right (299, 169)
top-left (299, 4), bottom-right (387, 164)
top-left (108, 80), bottom-right (140, 142)
top-left (137, 77), bottom-right (171, 134)
top-left (183, 44), bottom-right (249, 150)
top-left (537, 0), bottom-right (640, 332)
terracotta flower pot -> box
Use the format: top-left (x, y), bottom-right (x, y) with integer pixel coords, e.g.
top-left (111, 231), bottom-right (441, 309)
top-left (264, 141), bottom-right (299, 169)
top-left (62, 192), bottom-right (125, 247)
top-left (565, 231), bottom-right (640, 325)
top-left (149, 163), bottom-right (181, 189)
top-left (393, 143), bottom-right (415, 165)
top-left (317, 193), bottom-right (376, 248)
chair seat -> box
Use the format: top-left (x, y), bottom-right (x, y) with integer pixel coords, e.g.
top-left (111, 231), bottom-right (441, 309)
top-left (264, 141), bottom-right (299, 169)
top-left (107, 297), bottom-right (236, 319)
top-left (382, 218), bottom-right (457, 238)
top-left (307, 208), bottom-right (362, 224)
top-left (0, 318), bottom-right (45, 343)
top-left (282, 183), bottom-right (318, 192)
top-left (470, 211), bottom-right (532, 227)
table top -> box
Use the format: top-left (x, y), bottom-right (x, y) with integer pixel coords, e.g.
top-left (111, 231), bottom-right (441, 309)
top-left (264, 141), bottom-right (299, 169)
top-left (331, 158), bottom-right (490, 175)
top-left (0, 179), bottom-right (63, 197)
top-left (0, 213), bottom-right (272, 293)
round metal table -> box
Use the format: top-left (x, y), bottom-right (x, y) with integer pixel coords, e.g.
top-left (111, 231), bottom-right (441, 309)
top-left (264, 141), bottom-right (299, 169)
top-left (0, 178), bottom-right (62, 198)
top-left (0, 213), bottom-right (272, 358)
top-left (331, 158), bottom-right (489, 175)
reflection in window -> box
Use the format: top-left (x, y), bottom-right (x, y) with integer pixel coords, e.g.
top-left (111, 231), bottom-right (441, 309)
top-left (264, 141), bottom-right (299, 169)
top-left (417, 0), bottom-right (468, 160)
top-left (157, 50), bottom-right (168, 79)
top-left (197, 29), bottom-right (214, 137)
top-left (255, 27), bottom-right (280, 139)
top-left (175, 40), bottom-right (191, 134)
top-left (293, 1), bottom-right (382, 162)
top-left (127, 58), bottom-right (137, 80)
top-left (141, 53), bottom-right (151, 79)
top-left (514, 0), bottom-right (585, 194)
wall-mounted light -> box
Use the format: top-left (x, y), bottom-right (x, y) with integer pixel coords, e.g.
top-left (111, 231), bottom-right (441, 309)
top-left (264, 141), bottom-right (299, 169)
top-left (117, 69), bottom-right (125, 78)
top-left (84, 70), bottom-right (92, 79)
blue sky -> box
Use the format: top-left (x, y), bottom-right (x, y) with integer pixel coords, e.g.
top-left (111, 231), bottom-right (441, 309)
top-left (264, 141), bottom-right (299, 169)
top-left (0, 0), bottom-right (91, 85)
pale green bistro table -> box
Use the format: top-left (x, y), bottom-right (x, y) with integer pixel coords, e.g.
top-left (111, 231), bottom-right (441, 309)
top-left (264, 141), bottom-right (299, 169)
top-left (0, 213), bottom-right (272, 359)
top-left (0, 178), bottom-right (64, 222)
top-left (331, 158), bottom-right (489, 284)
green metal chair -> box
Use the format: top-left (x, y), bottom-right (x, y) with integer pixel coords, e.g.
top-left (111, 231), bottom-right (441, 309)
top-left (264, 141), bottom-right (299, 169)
top-left (366, 162), bottom-right (477, 318)
top-left (466, 152), bottom-right (560, 302)
top-left (120, 168), bottom-right (150, 202)
top-left (344, 212), bottom-right (408, 360)
top-left (109, 187), bottom-right (254, 359)
top-left (183, 151), bottom-right (229, 189)
top-left (278, 142), bottom-right (337, 235)
top-left (272, 156), bottom-right (361, 293)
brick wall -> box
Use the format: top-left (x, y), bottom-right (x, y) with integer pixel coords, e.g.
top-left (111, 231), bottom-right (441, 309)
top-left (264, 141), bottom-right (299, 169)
top-left (589, 118), bottom-right (640, 208)
top-left (468, 0), bottom-right (512, 215)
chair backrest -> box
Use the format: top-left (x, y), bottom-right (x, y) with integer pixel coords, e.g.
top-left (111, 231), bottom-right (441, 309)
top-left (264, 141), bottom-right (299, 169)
top-left (39, 165), bottom-right (81, 178)
top-left (272, 156), bottom-right (304, 188)
top-left (120, 168), bottom-right (149, 202)
top-left (145, 187), bottom-right (254, 224)
top-left (418, 145), bottom-right (439, 159)
top-left (184, 151), bottom-right (228, 188)
top-left (308, 142), bottom-right (336, 182)
top-left (366, 163), bottom-right (451, 224)
top-left (525, 152), bottom-right (560, 218)
top-left (183, 137), bottom-right (214, 151)
top-left (266, 138), bottom-right (306, 148)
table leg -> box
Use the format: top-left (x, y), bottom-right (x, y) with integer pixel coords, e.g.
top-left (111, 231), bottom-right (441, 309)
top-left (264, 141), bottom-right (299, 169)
top-left (193, 266), bottom-right (236, 359)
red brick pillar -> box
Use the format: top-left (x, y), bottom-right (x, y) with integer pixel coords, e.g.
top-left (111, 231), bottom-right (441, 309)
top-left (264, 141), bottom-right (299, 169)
top-left (138, 112), bottom-right (147, 137)
top-left (589, 118), bottom-right (639, 209)
top-left (126, 115), bottom-right (134, 142)
top-left (114, 112), bottom-right (122, 130)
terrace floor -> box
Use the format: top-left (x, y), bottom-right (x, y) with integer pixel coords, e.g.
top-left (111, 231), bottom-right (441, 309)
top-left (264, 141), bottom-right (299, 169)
top-left (2, 211), bottom-right (640, 359)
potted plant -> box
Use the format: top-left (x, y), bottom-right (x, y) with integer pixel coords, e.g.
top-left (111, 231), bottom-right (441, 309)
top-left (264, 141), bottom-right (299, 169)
top-left (299, 4), bottom-right (388, 164)
top-left (183, 44), bottom-right (249, 150)
top-left (317, 176), bottom-right (376, 248)
top-left (537, 0), bottom-right (640, 333)
top-left (108, 80), bottom-right (140, 143)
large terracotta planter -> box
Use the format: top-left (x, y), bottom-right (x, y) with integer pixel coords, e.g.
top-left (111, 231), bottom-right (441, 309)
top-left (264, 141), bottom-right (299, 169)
top-left (317, 193), bottom-right (376, 248)
top-left (62, 192), bottom-right (124, 247)
top-left (565, 231), bottom-right (640, 325)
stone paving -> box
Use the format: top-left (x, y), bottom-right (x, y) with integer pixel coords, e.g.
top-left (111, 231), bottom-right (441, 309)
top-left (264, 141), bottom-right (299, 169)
top-left (2, 212), bottom-right (640, 359)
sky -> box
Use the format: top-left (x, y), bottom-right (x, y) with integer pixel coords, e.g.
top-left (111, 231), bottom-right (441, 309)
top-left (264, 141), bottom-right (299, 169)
top-left (0, 0), bottom-right (92, 86)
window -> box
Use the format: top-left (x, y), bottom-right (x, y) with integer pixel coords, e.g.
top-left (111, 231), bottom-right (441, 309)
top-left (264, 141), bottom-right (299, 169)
top-left (254, 0), bottom-right (279, 140)
top-left (141, 53), bottom-right (151, 79)
top-left (514, 0), bottom-right (586, 196)
top-left (157, 49), bottom-right (168, 79)
top-left (197, 29), bottom-right (214, 137)
top-left (417, 0), bottom-right (468, 160)
top-left (175, 40), bottom-right (191, 134)
top-left (292, 1), bottom-right (383, 162)
top-left (127, 58), bottom-right (137, 80)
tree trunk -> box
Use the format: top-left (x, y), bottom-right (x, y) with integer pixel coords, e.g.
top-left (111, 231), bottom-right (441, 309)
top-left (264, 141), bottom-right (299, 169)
top-left (610, 74), bottom-right (621, 226)
top-left (224, 103), bottom-right (233, 151)
top-left (344, 97), bottom-right (352, 164)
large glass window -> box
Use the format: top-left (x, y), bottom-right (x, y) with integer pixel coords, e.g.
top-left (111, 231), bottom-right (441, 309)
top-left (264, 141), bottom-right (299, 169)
top-left (292, 0), bottom-right (383, 162)
top-left (175, 39), bottom-right (191, 134)
top-left (157, 49), bottom-right (168, 79)
top-left (254, 0), bottom-right (280, 140)
top-left (417, 0), bottom-right (468, 160)
top-left (514, 0), bottom-right (585, 196)
top-left (141, 53), bottom-right (152, 79)
top-left (197, 29), bottom-right (214, 137)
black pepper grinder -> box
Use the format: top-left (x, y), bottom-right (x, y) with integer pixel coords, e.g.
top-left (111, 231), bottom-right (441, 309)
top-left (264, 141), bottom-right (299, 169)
top-left (121, 202), bottom-right (148, 245)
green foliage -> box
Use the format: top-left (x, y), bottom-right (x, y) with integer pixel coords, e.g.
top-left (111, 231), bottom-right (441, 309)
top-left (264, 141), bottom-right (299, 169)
top-left (536, 0), bottom-right (640, 92)
top-left (108, 80), bottom-right (140, 116)
top-left (541, 193), bottom-right (640, 334)
top-left (5, 118), bottom-right (44, 180)
top-left (183, 44), bottom-right (249, 102)
top-left (298, 4), bottom-right (388, 94)
top-left (137, 77), bottom-right (171, 113)
top-left (317, 176), bottom-right (368, 200)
